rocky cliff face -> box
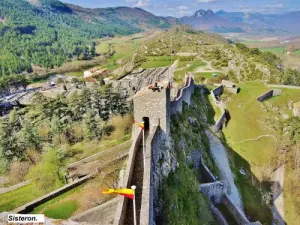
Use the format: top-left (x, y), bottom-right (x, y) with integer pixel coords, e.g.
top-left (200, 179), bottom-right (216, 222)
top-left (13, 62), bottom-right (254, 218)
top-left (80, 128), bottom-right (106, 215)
top-left (158, 90), bottom-right (220, 224)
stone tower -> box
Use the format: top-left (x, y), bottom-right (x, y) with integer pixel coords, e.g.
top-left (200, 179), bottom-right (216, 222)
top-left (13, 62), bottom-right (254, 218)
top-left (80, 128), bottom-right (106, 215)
top-left (133, 81), bottom-right (171, 134)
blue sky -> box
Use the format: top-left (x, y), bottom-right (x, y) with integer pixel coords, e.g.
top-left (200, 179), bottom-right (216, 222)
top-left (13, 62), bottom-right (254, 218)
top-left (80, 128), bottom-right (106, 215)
top-left (63, 0), bottom-right (300, 17)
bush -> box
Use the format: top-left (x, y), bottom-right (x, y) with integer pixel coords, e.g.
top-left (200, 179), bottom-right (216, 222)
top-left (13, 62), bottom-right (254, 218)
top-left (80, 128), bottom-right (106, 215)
top-left (8, 161), bottom-right (30, 184)
top-left (26, 148), bottom-right (64, 194)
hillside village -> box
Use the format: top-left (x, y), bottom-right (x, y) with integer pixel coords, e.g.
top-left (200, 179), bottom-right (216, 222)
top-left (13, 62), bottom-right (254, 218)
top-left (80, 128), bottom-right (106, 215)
top-left (0, 2), bottom-right (300, 224)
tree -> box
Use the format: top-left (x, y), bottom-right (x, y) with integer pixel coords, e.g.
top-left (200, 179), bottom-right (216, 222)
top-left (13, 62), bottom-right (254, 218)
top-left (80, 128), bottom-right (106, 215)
top-left (26, 148), bottom-right (64, 193)
top-left (284, 68), bottom-right (300, 85)
top-left (50, 115), bottom-right (64, 136)
top-left (83, 109), bottom-right (102, 141)
top-left (0, 118), bottom-right (22, 161)
top-left (19, 117), bottom-right (41, 151)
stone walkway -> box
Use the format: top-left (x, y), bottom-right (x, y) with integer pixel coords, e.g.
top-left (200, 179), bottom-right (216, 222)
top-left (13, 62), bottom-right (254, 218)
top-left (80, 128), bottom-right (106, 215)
top-left (205, 129), bottom-right (243, 209)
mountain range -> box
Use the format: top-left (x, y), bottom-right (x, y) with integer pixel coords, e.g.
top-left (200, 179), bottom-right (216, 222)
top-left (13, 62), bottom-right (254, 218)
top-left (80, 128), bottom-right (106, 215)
top-left (179, 9), bottom-right (300, 34)
top-left (0, 0), bottom-right (299, 76)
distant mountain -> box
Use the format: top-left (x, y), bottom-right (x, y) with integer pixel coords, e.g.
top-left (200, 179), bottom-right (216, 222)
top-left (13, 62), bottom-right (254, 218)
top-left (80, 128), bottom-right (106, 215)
top-left (180, 9), bottom-right (244, 33)
top-left (179, 9), bottom-right (300, 34)
top-left (0, 0), bottom-right (175, 76)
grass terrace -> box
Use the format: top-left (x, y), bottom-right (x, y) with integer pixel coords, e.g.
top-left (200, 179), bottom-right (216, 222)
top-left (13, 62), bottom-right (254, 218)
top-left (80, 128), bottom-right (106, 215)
top-left (141, 56), bottom-right (172, 68)
top-left (174, 59), bottom-right (207, 84)
top-left (96, 43), bottom-right (110, 54)
top-left (31, 167), bottom-right (123, 219)
top-left (259, 47), bottom-right (286, 54)
top-left (292, 49), bottom-right (300, 55)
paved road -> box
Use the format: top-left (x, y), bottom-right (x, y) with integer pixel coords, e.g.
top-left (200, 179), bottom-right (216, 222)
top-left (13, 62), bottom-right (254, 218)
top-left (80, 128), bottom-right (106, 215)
top-left (205, 129), bottom-right (243, 209)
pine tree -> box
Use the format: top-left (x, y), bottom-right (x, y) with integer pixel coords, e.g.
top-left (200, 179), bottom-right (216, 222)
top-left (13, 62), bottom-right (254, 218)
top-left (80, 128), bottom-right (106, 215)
top-left (83, 109), bottom-right (101, 141)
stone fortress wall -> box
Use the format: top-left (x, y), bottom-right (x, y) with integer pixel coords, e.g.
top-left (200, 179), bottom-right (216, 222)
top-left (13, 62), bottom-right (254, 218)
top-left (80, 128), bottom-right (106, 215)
top-left (114, 74), bottom-right (261, 225)
top-left (114, 129), bottom-right (143, 225)
top-left (111, 67), bottom-right (170, 98)
top-left (211, 85), bottom-right (227, 131)
top-left (170, 74), bottom-right (195, 114)
top-left (257, 89), bottom-right (282, 102)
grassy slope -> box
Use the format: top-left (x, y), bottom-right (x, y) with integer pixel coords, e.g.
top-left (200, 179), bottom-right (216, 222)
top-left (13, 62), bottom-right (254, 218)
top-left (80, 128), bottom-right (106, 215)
top-left (293, 49), bottom-right (300, 55)
top-left (268, 89), bottom-right (300, 224)
top-left (140, 56), bottom-right (172, 68)
top-left (259, 47), bottom-right (286, 54)
top-left (0, 183), bottom-right (44, 211)
top-left (0, 135), bottom-right (131, 211)
top-left (96, 43), bottom-right (110, 54)
top-left (221, 81), bottom-right (300, 224)
top-left (174, 59), bottom-right (207, 83)
top-left (67, 134), bottom-right (131, 164)
top-left (31, 162), bottom-right (124, 219)
top-left (223, 82), bottom-right (276, 165)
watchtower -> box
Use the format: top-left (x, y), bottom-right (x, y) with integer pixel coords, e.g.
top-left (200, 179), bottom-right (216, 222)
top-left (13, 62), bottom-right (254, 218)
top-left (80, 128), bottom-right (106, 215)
top-left (133, 80), bottom-right (171, 134)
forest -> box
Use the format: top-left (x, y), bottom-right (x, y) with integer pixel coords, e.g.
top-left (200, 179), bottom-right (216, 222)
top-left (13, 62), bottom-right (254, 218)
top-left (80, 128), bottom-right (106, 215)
top-left (0, 84), bottom-right (130, 175)
top-left (0, 0), bottom-right (171, 77)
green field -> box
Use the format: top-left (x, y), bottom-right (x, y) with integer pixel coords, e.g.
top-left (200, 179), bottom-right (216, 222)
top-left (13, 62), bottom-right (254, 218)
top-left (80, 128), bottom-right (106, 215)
top-left (31, 171), bottom-right (120, 219)
top-left (141, 56), bottom-right (172, 68)
top-left (96, 43), bottom-right (110, 54)
top-left (259, 47), bottom-right (285, 54)
top-left (223, 81), bottom-right (275, 165)
top-left (43, 200), bottom-right (78, 219)
top-left (64, 71), bottom-right (83, 77)
top-left (0, 182), bottom-right (60, 211)
top-left (221, 81), bottom-right (275, 223)
top-left (98, 35), bottom-right (142, 70)
top-left (174, 60), bottom-right (207, 83)
top-left (293, 49), bottom-right (300, 55)
top-left (221, 81), bottom-right (300, 223)
top-left (31, 184), bottom-right (83, 218)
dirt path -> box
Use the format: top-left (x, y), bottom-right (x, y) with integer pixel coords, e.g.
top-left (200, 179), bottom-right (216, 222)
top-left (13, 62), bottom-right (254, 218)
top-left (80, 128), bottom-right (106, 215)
top-left (272, 165), bottom-right (285, 225)
top-left (205, 130), bottom-right (243, 209)
top-left (233, 135), bottom-right (276, 144)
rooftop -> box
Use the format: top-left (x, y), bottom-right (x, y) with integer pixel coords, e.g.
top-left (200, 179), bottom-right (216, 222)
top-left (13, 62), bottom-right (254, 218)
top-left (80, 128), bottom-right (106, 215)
top-left (134, 80), bottom-right (170, 98)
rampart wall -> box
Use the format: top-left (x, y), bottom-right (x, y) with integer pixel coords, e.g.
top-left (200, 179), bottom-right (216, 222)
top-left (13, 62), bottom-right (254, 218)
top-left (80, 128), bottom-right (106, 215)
top-left (222, 194), bottom-right (261, 225)
top-left (199, 181), bottom-right (227, 204)
top-left (211, 85), bottom-right (226, 131)
top-left (140, 125), bottom-right (161, 225)
top-left (113, 129), bottom-right (143, 225)
top-left (209, 201), bottom-right (229, 225)
top-left (13, 174), bottom-right (94, 213)
top-left (199, 158), bottom-right (217, 182)
top-left (257, 89), bottom-right (282, 102)
top-left (170, 74), bottom-right (195, 115)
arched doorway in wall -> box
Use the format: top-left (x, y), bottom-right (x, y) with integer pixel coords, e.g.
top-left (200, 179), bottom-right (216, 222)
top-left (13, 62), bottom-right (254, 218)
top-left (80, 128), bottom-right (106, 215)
top-left (142, 117), bottom-right (150, 131)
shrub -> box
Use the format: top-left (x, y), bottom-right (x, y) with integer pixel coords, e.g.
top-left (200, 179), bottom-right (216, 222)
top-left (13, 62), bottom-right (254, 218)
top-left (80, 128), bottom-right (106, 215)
top-left (26, 148), bottom-right (64, 194)
top-left (8, 161), bottom-right (30, 184)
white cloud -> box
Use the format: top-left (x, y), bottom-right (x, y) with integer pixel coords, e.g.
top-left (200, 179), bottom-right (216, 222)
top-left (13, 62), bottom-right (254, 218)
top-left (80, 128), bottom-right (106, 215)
top-left (196, 0), bottom-right (216, 3)
top-left (179, 10), bottom-right (193, 17)
top-left (177, 5), bottom-right (189, 11)
top-left (167, 7), bottom-right (176, 12)
top-left (136, 0), bottom-right (150, 7)
top-left (263, 4), bottom-right (284, 9)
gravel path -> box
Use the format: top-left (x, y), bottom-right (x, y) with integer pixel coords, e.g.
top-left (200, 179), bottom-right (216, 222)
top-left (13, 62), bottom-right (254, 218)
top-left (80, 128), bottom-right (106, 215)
top-left (272, 165), bottom-right (285, 225)
top-left (205, 129), bottom-right (243, 209)
top-left (233, 135), bottom-right (276, 144)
